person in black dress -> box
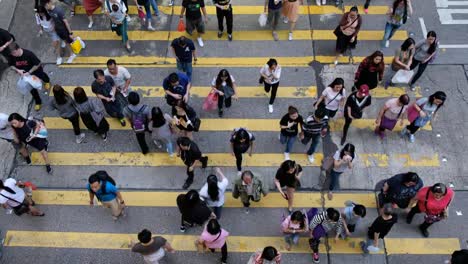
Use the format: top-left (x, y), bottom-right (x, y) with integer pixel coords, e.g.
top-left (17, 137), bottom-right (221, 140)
top-left (274, 160), bottom-right (303, 213)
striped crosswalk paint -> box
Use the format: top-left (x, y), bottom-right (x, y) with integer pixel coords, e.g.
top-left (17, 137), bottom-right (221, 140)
top-left (30, 152), bottom-right (440, 167)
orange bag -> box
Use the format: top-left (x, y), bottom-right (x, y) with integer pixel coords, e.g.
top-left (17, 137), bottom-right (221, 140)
top-left (177, 19), bottom-right (186, 32)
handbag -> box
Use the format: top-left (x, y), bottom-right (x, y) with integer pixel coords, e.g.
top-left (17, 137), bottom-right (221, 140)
top-left (202, 92), bottom-right (218, 111)
top-left (0, 193), bottom-right (30, 216)
top-left (70, 37), bottom-right (85, 55)
top-left (177, 19), bottom-right (186, 32)
top-left (258, 13), bottom-right (267, 27)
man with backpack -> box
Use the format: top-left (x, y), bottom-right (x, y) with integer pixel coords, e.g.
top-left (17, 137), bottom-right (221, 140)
top-left (88, 171), bottom-right (125, 220)
top-left (123, 92), bottom-right (151, 154)
top-left (300, 110), bottom-right (329, 164)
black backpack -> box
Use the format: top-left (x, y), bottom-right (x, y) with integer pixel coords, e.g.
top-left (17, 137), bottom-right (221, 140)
top-left (91, 171), bottom-right (116, 197)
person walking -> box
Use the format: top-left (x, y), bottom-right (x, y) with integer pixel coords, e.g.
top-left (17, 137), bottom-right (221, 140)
top-left (281, 210), bottom-right (308, 251)
top-left (105, 59), bottom-right (132, 98)
top-left (360, 203), bottom-right (397, 254)
top-left (212, 69), bottom-right (238, 117)
top-left (123, 92), bottom-right (151, 154)
top-left (88, 171), bottom-right (126, 220)
top-left (0, 28), bottom-right (14, 59)
top-left (49, 85), bottom-right (85, 144)
top-left (264, 0), bottom-right (282, 41)
top-left (149, 0), bottom-right (160, 17)
top-left (214, 0), bottom-right (233, 41)
top-left (35, 6), bottom-right (62, 63)
top-left (105, 0), bottom-right (131, 51)
top-left (274, 160), bottom-right (303, 213)
top-left (91, 69), bottom-right (127, 126)
top-left (171, 36), bottom-right (197, 80)
top-left (73, 87), bottom-right (110, 141)
top-left (83, 0), bottom-right (103, 28)
top-left (341, 201), bottom-right (366, 236)
top-left (375, 94), bottom-right (410, 139)
top-left (282, 0), bottom-right (302, 41)
top-left (279, 106), bottom-right (303, 161)
top-left (334, 6), bottom-right (362, 65)
top-left (382, 0), bottom-right (412, 48)
top-left (0, 113), bottom-right (21, 150)
top-left (378, 172), bottom-right (423, 212)
top-left (199, 168), bottom-right (229, 219)
top-left (449, 250), bottom-right (468, 264)
top-left (8, 113), bottom-right (52, 173)
top-left (196, 219), bottom-right (230, 264)
top-left (163, 72), bottom-right (191, 106)
top-left (134, 0), bottom-right (156, 30)
top-left (131, 229), bottom-right (175, 264)
top-left (314, 77), bottom-right (346, 118)
top-left (308, 208), bottom-right (344, 263)
top-left (300, 110), bottom-right (328, 164)
top-left (230, 128), bottom-right (255, 175)
top-left (177, 136), bottom-right (208, 189)
top-left (8, 43), bottom-right (50, 111)
top-left (260, 59), bottom-right (282, 113)
top-left (232, 170), bottom-right (269, 214)
top-left (340, 84), bottom-right (371, 145)
top-left (409, 31), bottom-right (438, 91)
top-left (327, 143), bottom-right (355, 200)
top-left (402, 91), bottom-right (446, 143)
top-left (177, 190), bottom-right (215, 232)
top-left (248, 246), bottom-right (282, 264)
top-left (383, 38), bottom-right (415, 89)
top-left (149, 107), bottom-right (174, 157)
top-left (406, 183), bottom-right (454, 237)
top-left (172, 100), bottom-right (198, 139)
top-left (0, 178), bottom-right (44, 217)
top-left (181, 0), bottom-right (208, 47)
top-left (354, 51), bottom-right (385, 90)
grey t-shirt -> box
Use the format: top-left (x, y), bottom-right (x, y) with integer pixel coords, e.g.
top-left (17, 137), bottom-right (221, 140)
top-left (131, 236), bottom-right (167, 255)
top-left (414, 39), bottom-right (438, 61)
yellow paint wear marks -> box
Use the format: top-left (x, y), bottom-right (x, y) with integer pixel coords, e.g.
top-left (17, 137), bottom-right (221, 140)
top-left (33, 191), bottom-right (376, 208)
top-left (5, 231), bottom-right (458, 255)
top-left (75, 5), bottom-right (390, 15)
top-left (371, 86), bottom-right (423, 97)
top-left (313, 30), bottom-right (407, 40)
top-left (60, 85), bottom-right (317, 98)
top-left (316, 56), bottom-right (395, 64)
top-left (43, 117), bottom-right (432, 132)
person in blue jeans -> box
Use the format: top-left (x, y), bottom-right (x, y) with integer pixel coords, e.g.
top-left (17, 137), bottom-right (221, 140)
top-left (281, 210), bottom-right (308, 251)
top-left (171, 36), bottom-right (197, 80)
top-left (134, 0), bottom-right (156, 30)
top-left (279, 106), bottom-right (303, 161)
top-left (327, 143), bottom-right (355, 200)
top-left (149, 0), bottom-right (160, 16)
top-left (382, 0), bottom-right (412, 48)
top-left (300, 110), bottom-right (328, 164)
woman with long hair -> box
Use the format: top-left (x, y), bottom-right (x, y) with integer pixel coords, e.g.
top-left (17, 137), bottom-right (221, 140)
top-left (314, 77), bottom-right (346, 118)
top-left (260, 58), bottom-right (282, 113)
top-left (248, 246), bottom-right (282, 263)
top-left (230, 128), bottom-right (255, 175)
top-left (149, 107), bottom-right (174, 156)
top-left (281, 210), bottom-right (308, 251)
top-left (384, 38), bottom-right (415, 89)
top-left (334, 6), bottom-right (362, 65)
top-left (199, 168), bottom-right (228, 219)
top-left (409, 31), bottom-right (438, 90)
top-left (0, 178), bottom-right (44, 216)
top-left (382, 0), bottom-right (413, 48)
top-left (375, 94), bottom-right (410, 139)
top-left (354, 51), bottom-right (385, 90)
top-left (327, 143), bottom-right (355, 200)
top-left (35, 6), bottom-right (62, 64)
top-left (171, 99), bottom-right (198, 139)
top-left (274, 160), bottom-right (303, 213)
top-left (211, 69), bottom-right (238, 117)
top-left (50, 85), bottom-right (84, 143)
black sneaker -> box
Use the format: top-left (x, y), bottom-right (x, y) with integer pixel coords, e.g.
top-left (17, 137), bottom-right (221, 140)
top-left (201, 156), bottom-right (208, 168)
top-left (182, 181), bottom-right (192, 189)
top-left (45, 164), bottom-right (52, 174)
top-left (180, 225), bottom-right (186, 232)
top-left (218, 110), bottom-right (223, 117)
top-left (217, 31), bottom-right (223, 38)
top-left (419, 224), bottom-right (429, 237)
top-left (25, 156), bottom-right (32, 164)
top-left (340, 137), bottom-right (346, 146)
top-left (406, 215), bottom-right (413, 224)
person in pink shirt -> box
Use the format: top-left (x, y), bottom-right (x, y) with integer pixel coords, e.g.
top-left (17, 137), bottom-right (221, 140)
top-left (406, 183), bottom-right (454, 237)
top-left (281, 210), bottom-right (308, 251)
top-left (197, 219), bottom-right (229, 264)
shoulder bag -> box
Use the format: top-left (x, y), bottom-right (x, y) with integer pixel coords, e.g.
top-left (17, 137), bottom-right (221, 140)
top-left (0, 193), bottom-right (30, 216)
top-left (423, 189), bottom-right (450, 224)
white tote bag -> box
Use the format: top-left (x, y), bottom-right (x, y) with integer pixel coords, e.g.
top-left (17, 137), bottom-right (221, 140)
top-left (258, 13), bottom-right (268, 27)
top-left (23, 75), bottom-right (43, 90)
top-left (391, 69), bottom-right (414, 84)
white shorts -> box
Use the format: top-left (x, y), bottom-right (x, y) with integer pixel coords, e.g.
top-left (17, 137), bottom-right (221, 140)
top-left (143, 248), bottom-right (165, 264)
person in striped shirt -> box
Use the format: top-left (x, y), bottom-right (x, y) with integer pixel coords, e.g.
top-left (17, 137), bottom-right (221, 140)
top-left (308, 208), bottom-right (344, 263)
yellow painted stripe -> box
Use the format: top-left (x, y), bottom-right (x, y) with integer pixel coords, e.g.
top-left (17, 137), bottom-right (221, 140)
top-left (60, 85), bottom-right (317, 98)
top-left (43, 117), bottom-right (432, 132)
top-left (5, 231), bottom-right (459, 255)
top-left (31, 152), bottom-right (440, 167)
top-left (75, 5), bottom-right (389, 15)
top-left (73, 30), bottom-right (406, 41)
top-left (32, 190), bottom-right (376, 208)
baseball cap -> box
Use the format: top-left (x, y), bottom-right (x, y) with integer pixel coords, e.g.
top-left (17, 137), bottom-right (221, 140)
top-left (358, 85), bottom-right (370, 97)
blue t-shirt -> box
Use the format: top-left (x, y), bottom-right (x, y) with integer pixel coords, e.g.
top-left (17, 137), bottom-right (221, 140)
top-left (171, 38), bottom-right (195, 63)
top-left (87, 181), bottom-right (118, 202)
top-left (162, 72), bottom-right (190, 96)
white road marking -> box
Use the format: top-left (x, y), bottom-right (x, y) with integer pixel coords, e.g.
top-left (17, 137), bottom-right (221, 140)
top-left (437, 9), bottom-right (468, 24)
top-left (419, 17), bottom-right (428, 36)
top-left (456, 210), bottom-right (463, 216)
top-left (419, 17), bottom-right (468, 48)
top-left (436, 0), bottom-right (468, 8)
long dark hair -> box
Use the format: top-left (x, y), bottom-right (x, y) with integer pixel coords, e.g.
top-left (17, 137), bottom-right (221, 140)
top-left (151, 107), bottom-right (166, 128)
top-left (37, 6), bottom-right (51, 20)
top-left (428, 91), bottom-right (446, 113)
top-left (206, 174), bottom-right (220, 201)
top-left (340, 143), bottom-right (356, 160)
top-left (261, 246), bottom-right (279, 261)
top-left (279, 160), bottom-right (297, 175)
top-left (0, 180), bottom-right (16, 195)
top-left (206, 219), bottom-right (222, 235)
top-left (53, 85), bottom-right (72, 105)
top-left (401, 38), bottom-right (415, 51)
top-left (427, 31), bottom-right (438, 55)
top-left (215, 69), bottom-right (233, 88)
top-left (8, 113), bottom-right (27, 123)
top-left (366, 51), bottom-right (385, 72)
top-left (392, 0), bottom-right (408, 24)
top-left (328, 78), bottom-right (345, 95)
top-left (290, 210), bottom-right (306, 229)
top-left (232, 128), bottom-right (251, 146)
top-left (73, 87), bottom-right (89, 104)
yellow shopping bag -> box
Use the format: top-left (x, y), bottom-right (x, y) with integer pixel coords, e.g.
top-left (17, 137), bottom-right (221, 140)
top-left (70, 37), bottom-right (85, 54)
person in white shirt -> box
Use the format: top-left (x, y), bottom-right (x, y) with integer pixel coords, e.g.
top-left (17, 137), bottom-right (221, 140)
top-left (0, 178), bottom-right (44, 216)
top-left (314, 78), bottom-right (346, 118)
top-left (104, 59), bottom-right (132, 97)
top-left (104, 0), bottom-right (131, 51)
top-left (199, 168), bottom-right (229, 219)
top-left (35, 6), bottom-right (62, 65)
top-left (260, 58), bottom-right (282, 113)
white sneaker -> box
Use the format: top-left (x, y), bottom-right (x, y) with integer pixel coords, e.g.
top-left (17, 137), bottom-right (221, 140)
top-left (237, 171), bottom-right (242, 176)
top-left (88, 21), bottom-right (94, 29)
top-left (66, 53), bottom-right (77, 64)
top-left (126, 16), bottom-right (132, 22)
top-left (385, 40), bottom-right (390, 48)
top-left (322, 0), bottom-right (326, 4)
top-left (283, 17), bottom-right (288, 24)
top-left (60, 41), bottom-right (66, 48)
top-left (197, 37), bottom-right (204, 47)
top-left (316, 0), bottom-right (321, 5)
top-left (75, 133), bottom-right (85, 144)
top-left (284, 152), bottom-right (290, 161)
top-left (288, 33), bottom-right (293, 41)
top-left (308, 154), bottom-right (315, 164)
top-left (56, 57), bottom-right (63, 65)
top-left (268, 104), bottom-right (274, 113)
top-left (148, 25), bottom-right (155, 31)
top-left (334, 60), bottom-right (338, 65)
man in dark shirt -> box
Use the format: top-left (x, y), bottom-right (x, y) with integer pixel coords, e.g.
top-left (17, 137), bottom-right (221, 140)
top-left (177, 136), bottom-right (208, 189)
top-left (131, 229), bottom-right (175, 263)
top-left (91, 69), bottom-right (126, 126)
top-left (214, 0), bottom-right (233, 40)
top-left (341, 84), bottom-right (372, 145)
top-left (379, 172), bottom-right (423, 211)
top-left (279, 106), bottom-right (303, 161)
top-left (180, 0), bottom-right (208, 47)
top-left (264, 0), bottom-right (282, 41)
top-left (162, 72), bottom-right (191, 106)
top-left (171, 36), bottom-right (197, 80)
top-left (300, 109), bottom-right (328, 164)
top-left (361, 203), bottom-right (397, 254)
top-left (0, 28), bottom-right (15, 58)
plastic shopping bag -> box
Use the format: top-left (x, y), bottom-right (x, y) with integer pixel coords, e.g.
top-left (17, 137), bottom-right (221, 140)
top-left (258, 13), bottom-right (267, 27)
top-left (16, 76), bottom-right (34, 95)
top-left (177, 19), bottom-right (186, 32)
top-left (202, 92), bottom-right (218, 111)
top-left (391, 69), bottom-right (414, 84)
top-left (70, 37), bottom-right (85, 54)
top-left (23, 74), bottom-right (43, 90)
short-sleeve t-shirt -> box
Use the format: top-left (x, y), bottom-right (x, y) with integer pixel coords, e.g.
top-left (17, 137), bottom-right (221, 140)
top-left (199, 177), bottom-right (229, 207)
top-left (104, 66), bottom-right (131, 89)
top-left (343, 205), bottom-right (360, 225)
top-left (162, 72), bottom-right (190, 95)
top-left (367, 214), bottom-right (398, 239)
top-left (0, 178), bottom-right (25, 207)
top-left (48, 6), bottom-right (67, 30)
top-left (386, 173), bottom-right (423, 204)
top-left (416, 186), bottom-right (454, 215)
top-left (171, 38), bottom-right (196, 63)
top-left (280, 114), bottom-right (303, 137)
top-left (92, 76), bottom-right (115, 98)
top-left (182, 0), bottom-right (205, 20)
top-left (87, 181), bottom-right (118, 202)
top-left (333, 150), bottom-right (354, 173)
top-left (275, 164), bottom-right (302, 188)
top-left (211, 75), bottom-right (236, 87)
top-left (200, 226), bottom-right (229, 249)
top-left (8, 49), bottom-right (41, 72)
top-left (131, 236), bottom-right (167, 255)
top-left (14, 120), bottom-right (37, 143)
top-left (105, 0), bottom-right (128, 22)
top-left (383, 98), bottom-right (407, 120)
top-left (322, 87), bottom-right (346, 111)
top-left (345, 93), bottom-right (371, 118)
top-left (281, 215), bottom-right (303, 232)
top-left (415, 97), bottom-right (438, 118)
top-left (268, 0), bottom-right (282, 10)
top-left (230, 129), bottom-right (255, 152)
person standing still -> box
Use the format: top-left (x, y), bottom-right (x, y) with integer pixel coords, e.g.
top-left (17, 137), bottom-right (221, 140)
top-left (260, 58), bottom-right (281, 113)
top-left (264, 0), bottom-right (282, 41)
top-left (214, 0), bottom-right (233, 41)
top-left (181, 0), bottom-right (208, 47)
top-left (171, 36), bottom-right (197, 81)
top-left (123, 92), bottom-right (151, 154)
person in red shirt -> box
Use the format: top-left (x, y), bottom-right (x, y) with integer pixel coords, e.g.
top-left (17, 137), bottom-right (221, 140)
top-left (406, 183), bottom-right (454, 237)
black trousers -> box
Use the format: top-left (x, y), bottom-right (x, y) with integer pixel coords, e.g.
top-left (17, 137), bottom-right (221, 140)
top-left (216, 7), bottom-right (233, 34)
top-left (32, 67), bottom-right (50, 83)
top-left (364, 0), bottom-right (371, 9)
top-left (185, 156), bottom-right (208, 183)
top-left (135, 132), bottom-right (149, 154)
top-left (218, 95), bottom-right (232, 110)
top-left (407, 204), bottom-right (434, 230)
top-left (233, 148), bottom-right (245, 171)
top-left (210, 242), bottom-right (228, 263)
top-left (242, 195), bottom-right (254, 207)
top-left (30, 88), bottom-right (42, 105)
top-left (66, 113), bottom-right (81, 135)
top-left (409, 59), bottom-right (429, 86)
top-left (264, 82), bottom-right (279, 105)
top-left (342, 112), bottom-right (356, 141)
top-left (406, 120), bottom-right (420, 134)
